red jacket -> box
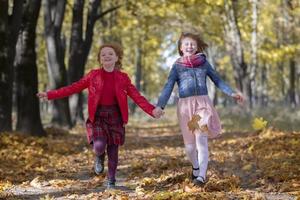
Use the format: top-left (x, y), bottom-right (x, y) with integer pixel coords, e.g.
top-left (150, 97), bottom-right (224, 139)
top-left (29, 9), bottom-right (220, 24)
top-left (47, 68), bottom-right (155, 124)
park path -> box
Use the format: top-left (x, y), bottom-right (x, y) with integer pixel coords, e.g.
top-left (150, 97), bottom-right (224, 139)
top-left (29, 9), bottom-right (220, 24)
top-left (1, 124), bottom-right (299, 199)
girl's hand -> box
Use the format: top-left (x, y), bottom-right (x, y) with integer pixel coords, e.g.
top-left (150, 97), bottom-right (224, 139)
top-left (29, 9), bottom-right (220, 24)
top-left (153, 107), bottom-right (164, 119)
top-left (36, 92), bottom-right (48, 100)
top-left (232, 93), bottom-right (244, 104)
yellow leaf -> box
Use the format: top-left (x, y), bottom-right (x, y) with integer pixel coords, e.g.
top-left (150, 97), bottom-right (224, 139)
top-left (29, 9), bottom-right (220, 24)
top-left (141, 177), bottom-right (154, 186)
top-left (135, 186), bottom-right (145, 196)
top-left (252, 117), bottom-right (268, 131)
top-left (242, 164), bottom-right (253, 171)
top-left (187, 115), bottom-right (201, 133)
top-left (0, 181), bottom-right (13, 192)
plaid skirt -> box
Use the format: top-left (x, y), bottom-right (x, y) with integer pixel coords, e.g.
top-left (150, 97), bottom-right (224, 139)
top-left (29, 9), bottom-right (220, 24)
top-left (86, 105), bottom-right (125, 145)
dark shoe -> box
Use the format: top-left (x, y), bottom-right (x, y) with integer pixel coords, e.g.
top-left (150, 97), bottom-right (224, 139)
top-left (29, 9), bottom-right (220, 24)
top-left (94, 154), bottom-right (105, 175)
top-left (193, 176), bottom-right (205, 186)
top-left (191, 167), bottom-right (199, 180)
top-left (106, 179), bottom-right (116, 189)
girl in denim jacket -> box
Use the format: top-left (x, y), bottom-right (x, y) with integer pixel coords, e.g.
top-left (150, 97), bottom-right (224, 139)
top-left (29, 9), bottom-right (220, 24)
top-left (154, 33), bottom-right (244, 186)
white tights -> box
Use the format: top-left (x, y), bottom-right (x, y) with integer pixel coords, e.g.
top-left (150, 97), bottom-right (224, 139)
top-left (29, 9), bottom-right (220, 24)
top-left (184, 134), bottom-right (209, 179)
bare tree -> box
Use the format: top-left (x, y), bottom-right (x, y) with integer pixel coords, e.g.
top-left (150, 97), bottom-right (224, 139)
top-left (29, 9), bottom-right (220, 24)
top-left (0, 0), bottom-right (24, 132)
top-left (43, 0), bottom-right (72, 127)
top-left (249, 0), bottom-right (259, 107)
top-left (222, 0), bottom-right (249, 105)
top-left (130, 42), bottom-right (143, 113)
top-left (15, 0), bottom-right (45, 135)
top-left (285, 0), bottom-right (298, 107)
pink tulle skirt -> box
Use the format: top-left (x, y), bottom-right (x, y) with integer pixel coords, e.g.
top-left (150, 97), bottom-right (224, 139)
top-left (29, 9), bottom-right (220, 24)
top-left (177, 95), bottom-right (222, 144)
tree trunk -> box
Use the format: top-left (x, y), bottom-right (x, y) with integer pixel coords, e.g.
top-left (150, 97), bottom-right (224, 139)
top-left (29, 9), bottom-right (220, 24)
top-left (99, 0), bottom-right (122, 43)
top-left (289, 59), bottom-right (296, 107)
top-left (285, 0), bottom-right (297, 107)
top-left (278, 63), bottom-right (285, 99)
top-left (222, 0), bottom-right (249, 104)
top-left (68, 0), bottom-right (86, 125)
top-left (249, 0), bottom-right (259, 108)
top-left (0, 0), bottom-right (24, 132)
top-left (15, 0), bottom-right (45, 136)
top-left (206, 46), bottom-right (218, 106)
top-left (259, 64), bottom-right (266, 107)
top-left (297, 63), bottom-right (300, 106)
top-left (43, 0), bottom-right (72, 128)
top-left (130, 44), bottom-right (143, 114)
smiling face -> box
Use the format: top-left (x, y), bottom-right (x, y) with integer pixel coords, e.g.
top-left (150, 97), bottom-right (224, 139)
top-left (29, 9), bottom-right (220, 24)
top-left (180, 37), bottom-right (198, 57)
top-left (99, 47), bottom-right (119, 70)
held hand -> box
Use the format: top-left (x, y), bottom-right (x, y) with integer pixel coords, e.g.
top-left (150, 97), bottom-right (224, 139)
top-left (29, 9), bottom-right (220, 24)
top-left (36, 92), bottom-right (48, 101)
top-left (152, 107), bottom-right (164, 119)
top-left (232, 93), bottom-right (245, 104)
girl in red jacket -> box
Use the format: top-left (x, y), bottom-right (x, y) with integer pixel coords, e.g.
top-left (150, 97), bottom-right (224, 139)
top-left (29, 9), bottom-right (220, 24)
top-left (37, 43), bottom-right (163, 188)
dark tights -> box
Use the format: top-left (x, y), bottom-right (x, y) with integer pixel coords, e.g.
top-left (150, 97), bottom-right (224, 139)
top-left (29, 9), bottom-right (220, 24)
top-left (93, 138), bottom-right (119, 181)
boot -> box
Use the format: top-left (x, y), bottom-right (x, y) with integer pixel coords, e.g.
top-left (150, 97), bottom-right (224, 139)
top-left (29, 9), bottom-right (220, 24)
top-left (94, 153), bottom-right (105, 175)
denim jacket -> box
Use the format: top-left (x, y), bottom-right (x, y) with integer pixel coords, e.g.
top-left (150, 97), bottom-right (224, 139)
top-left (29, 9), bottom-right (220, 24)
top-left (157, 60), bottom-right (234, 109)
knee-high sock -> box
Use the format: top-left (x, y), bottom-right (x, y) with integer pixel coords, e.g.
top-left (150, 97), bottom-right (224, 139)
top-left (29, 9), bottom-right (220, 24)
top-left (185, 143), bottom-right (199, 176)
top-left (195, 134), bottom-right (209, 179)
top-left (107, 144), bottom-right (119, 182)
top-left (93, 138), bottom-right (106, 156)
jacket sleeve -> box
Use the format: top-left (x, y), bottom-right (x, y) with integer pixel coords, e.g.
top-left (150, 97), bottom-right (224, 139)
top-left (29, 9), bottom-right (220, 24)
top-left (157, 64), bottom-right (178, 109)
top-left (206, 62), bottom-right (234, 96)
top-left (47, 71), bottom-right (92, 100)
top-left (125, 74), bottom-right (155, 117)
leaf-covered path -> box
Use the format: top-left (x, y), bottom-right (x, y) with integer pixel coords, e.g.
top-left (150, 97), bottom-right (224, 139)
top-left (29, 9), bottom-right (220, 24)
top-left (0, 124), bottom-right (299, 199)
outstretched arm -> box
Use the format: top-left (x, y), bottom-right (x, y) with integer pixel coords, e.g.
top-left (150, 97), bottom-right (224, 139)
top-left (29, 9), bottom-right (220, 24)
top-left (36, 92), bottom-right (48, 100)
top-left (232, 92), bottom-right (245, 104)
top-left (206, 62), bottom-right (234, 96)
top-left (206, 62), bottom-right (245, 104)
top-left (125, 74), bottom-right (159, 118)
top-left (157, 65), bottom-right (178, 109)
top-left (37, 71), bottom-right (92, 100)
top-left (153, 107), bottom-right (164, 118)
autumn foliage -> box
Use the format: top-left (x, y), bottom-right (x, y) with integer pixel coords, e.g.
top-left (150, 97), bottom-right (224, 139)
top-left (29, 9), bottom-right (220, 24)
top-left (0, 122), bottom-right (299, 199)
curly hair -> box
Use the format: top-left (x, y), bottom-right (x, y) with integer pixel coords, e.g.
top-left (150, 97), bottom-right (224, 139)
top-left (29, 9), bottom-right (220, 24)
top-left (98, 42), bottom-right (123, 69)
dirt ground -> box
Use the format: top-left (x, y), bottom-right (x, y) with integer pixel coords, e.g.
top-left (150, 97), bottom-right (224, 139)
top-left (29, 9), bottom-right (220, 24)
top-left (0, 123), bottom-right (299, 199)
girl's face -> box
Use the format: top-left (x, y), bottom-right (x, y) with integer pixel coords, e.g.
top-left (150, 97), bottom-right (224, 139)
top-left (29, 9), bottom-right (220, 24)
top-left (180, 37), bottom-right (198, 56)
top-left (100, 47), bottom-right (119, 69)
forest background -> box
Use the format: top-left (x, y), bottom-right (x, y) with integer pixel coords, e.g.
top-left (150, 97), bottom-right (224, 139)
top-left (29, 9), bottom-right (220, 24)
top-left (0, 0), bottom-right (299, 199)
